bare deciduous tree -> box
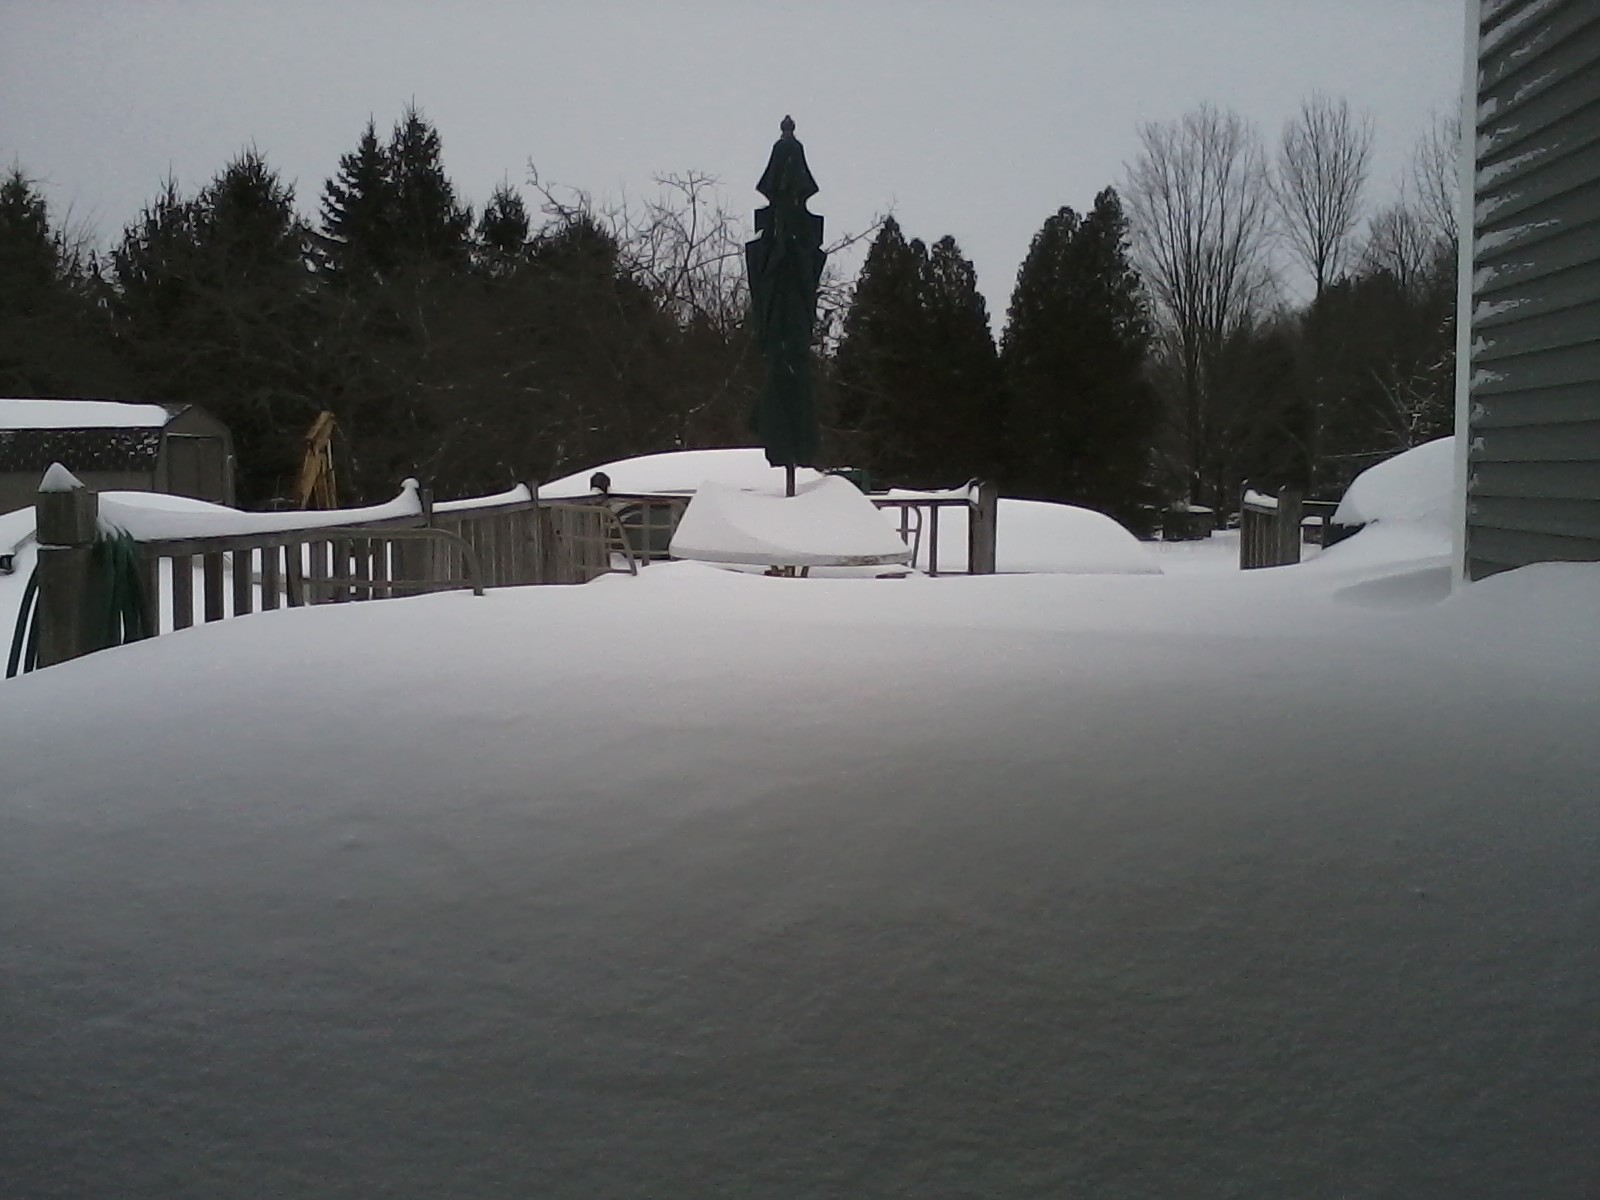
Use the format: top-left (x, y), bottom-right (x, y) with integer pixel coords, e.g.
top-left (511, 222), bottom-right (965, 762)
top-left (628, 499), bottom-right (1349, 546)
top-left (1362, 200), bottom-right (1435, 297)
top-left (1124, 103), bottom-right (1274, 504)
top-left (529, 166), bottom-right (876, 340)
top-left (1409, 105), bottom-right (1462, 251)
top-left (1273, 93), bottom-right (1373, 298)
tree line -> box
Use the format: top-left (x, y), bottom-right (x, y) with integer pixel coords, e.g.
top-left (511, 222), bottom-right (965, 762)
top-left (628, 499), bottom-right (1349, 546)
top-left (837, 94), bottom-right (1459, 531)
top-left (2, 107), bottom-right (764, 506)
top-left (2, 96), bottom-right (1457, 526)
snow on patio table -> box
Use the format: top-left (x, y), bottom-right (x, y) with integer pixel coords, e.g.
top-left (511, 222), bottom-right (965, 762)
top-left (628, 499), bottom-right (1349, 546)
top-left (669, 475), bottom-right (911, 566)
top-left (1, 536), bottom-right (1597, 1198)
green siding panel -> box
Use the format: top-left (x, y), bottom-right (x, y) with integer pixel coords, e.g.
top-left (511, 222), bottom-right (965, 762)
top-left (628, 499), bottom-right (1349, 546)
top-left (1473, 459), bottom-right (1600, 499)
top-left (1473, 382), bottom-right (1600, 428)
top-left (1473, 296), bottom-right (1600, 360)
top-left (1467, 524), bottom-right (1600, 579)
top-left (1472, 254), bottom-right (1600, 329)
top-left (1468, 0), bottom-right (1600, 575)
top-left (1471, 419), bottom-right (1600, 462)
top-left (1470, 493), bottom-right (1600, 538)
top-left (1474, 211), bottom-right (1600, 292)
top-left (1472, 337), bottom-right (1600, 393)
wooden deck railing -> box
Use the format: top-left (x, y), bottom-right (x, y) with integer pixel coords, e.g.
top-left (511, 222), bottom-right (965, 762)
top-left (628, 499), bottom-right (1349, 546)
top-left (16, 469), bottom-right (997, 672)
top-left (18, 475), bottom-right (642, 668)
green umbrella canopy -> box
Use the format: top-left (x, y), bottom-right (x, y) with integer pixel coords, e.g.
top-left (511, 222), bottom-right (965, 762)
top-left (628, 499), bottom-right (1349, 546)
top-left (745, 116), bottom-right (827, 476)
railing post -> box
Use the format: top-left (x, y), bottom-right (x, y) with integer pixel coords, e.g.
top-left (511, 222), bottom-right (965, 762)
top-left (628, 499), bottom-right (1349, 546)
top-left (525, 481), bottom-right (545, 585)
top-left (1278, 487), bottom-right (1304, 567)
top-left (34, 465), bottom-right (105, 668)
top-left (1240, 487), bottom-right (1256, 569)
top-left (968, 480), bottom-right (998, 575)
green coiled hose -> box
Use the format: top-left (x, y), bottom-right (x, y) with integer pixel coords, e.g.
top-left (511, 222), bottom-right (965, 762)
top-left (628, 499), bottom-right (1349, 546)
top-left (6, 531), bottom-right (151, 679)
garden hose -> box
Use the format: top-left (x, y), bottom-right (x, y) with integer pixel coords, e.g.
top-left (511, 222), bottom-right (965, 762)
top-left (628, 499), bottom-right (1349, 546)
top-left (94, 531), bottom-right (152, 647)
top-left (5, 568), bottom-right (40, 679)
top-left (5, 531), bottom-right (150, 679)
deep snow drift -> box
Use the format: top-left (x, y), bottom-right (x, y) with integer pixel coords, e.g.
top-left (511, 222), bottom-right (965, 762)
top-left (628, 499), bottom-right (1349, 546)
top-left (1334, 435), bottom-right (1457, 529)
top-left (2, 527), bottom-right (1597, 1198)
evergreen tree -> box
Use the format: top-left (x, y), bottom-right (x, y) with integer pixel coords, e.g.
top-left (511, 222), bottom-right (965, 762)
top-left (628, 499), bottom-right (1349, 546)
top-left (0, 167), bottom-right (126, 396)
top-left (0, 168), bottom-right (57, 293)
top-left (1001, 188), bottom-right (1157, 526)
top-left (110, 177), bottom-right (204, 338)
top-left (833, 217), bottom-right (927, 476)
top-left (835, 220), bottom-right (1003, 486)
top-left (475, 182), bottom-right (531, 274)
top-left (319, 119), bottom-right (395, 283)
top-left (920, 235), bottom-right (1005, 482)
top-left (111, 154), bottom-right (318, 502)
top-left (197, 149), bottom-right (307, 283)
top-left (387, 106), bottom-right (472, 268)
top-left (1214, 318), bottom-right (1307, 497)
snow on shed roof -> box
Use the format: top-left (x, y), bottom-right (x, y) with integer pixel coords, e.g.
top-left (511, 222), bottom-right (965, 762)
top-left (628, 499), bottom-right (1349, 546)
top-left (0, 398), bottom-right (172, 430)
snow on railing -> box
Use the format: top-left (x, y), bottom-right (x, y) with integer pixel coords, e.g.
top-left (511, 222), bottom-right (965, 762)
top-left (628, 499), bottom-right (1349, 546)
top-left (434, 482), bottom-right (534, 514)
top-left (99, 480), bottom-right (425, 542)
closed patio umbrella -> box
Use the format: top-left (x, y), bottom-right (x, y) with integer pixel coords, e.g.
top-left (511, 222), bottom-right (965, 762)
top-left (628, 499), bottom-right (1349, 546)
top-left (745, 116), bottom-right (827, 495)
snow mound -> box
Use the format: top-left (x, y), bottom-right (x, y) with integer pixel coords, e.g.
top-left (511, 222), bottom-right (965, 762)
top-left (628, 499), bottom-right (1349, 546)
top-left (1334, 436), bottom-right (1456, 527)
top-left (543, 447), bottom-right (827, 498)
top-left (902, 497), bottom-right (1160, 574)
top-left (670, 476), bottom-right (911, 567)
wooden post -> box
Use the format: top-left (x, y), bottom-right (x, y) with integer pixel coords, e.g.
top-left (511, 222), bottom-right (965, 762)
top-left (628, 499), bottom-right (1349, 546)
top-left (1277, 488), bottom-right (1304, 567)
top-left (967, 480), bottom-right (999, 575)
top-left (171, 554), bottom-right (195, 626)
top-left (527, 482), bottom-right (546, 585)
top-left (202, 552), bottom-right (226, 620)
top-left (34, 467), bottom-right (105, 668)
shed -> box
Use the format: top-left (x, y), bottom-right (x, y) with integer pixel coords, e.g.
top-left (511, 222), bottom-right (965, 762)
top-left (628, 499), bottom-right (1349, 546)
top-left (0, 398), bottom-right (234, 514)
top-left (1462, 0), bottom-right (1600, 578)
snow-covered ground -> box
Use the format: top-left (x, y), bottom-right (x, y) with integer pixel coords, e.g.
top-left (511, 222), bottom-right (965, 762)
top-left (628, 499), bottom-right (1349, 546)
top-left (3, 442), bottom-right (1597, 1198)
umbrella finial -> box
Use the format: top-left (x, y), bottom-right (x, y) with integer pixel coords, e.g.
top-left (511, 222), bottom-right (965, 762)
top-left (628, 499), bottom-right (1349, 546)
top-left (780, 114), bottom-right (796, 138)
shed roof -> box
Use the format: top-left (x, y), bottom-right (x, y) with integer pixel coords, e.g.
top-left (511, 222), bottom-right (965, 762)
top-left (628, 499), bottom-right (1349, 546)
top-left (0, 399), bottom-right (183, 475)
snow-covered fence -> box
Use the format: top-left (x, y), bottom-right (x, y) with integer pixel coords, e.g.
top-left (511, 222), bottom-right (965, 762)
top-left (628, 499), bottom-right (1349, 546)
top-left (23, 473), bottom-right (641, 666)
top-left (114, 481), bottom-right (547, 633)
top-left (1239, 486), bottom-right (1304, 569)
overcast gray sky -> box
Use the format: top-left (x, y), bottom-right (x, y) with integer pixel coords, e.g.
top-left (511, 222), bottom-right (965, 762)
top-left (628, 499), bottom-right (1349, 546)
top-left (2, 1), bottom-right (1466, 317)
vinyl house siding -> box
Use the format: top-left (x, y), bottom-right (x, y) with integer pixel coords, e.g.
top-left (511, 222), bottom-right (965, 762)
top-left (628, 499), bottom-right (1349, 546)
top-left (1466, 0), bottom-right (1600, 578)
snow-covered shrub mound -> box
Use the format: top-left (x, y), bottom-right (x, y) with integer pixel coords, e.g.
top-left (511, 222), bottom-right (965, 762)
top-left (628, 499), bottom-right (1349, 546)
top-left (1316, 437), bottom-right (1457, 571)
top-left (904, 497), bottom-right (1160, 574)
top-left (1333, 435), bottom-right (1456, 528)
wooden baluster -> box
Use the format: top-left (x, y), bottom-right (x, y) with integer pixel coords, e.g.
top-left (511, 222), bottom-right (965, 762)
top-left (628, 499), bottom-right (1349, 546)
top-left (171, 554), bottom-right (195, 629)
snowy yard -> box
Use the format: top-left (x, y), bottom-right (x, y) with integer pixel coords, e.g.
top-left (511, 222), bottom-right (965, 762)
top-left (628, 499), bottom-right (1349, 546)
top-left (2, 457), bottom-right (1597, 1197)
